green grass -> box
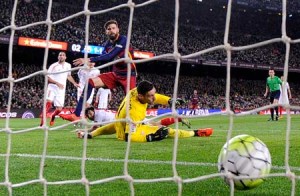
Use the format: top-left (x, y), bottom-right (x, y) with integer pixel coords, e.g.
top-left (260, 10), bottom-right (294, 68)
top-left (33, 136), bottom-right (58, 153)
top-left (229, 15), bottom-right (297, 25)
top-left (0, 115), bottom-right (299, 195)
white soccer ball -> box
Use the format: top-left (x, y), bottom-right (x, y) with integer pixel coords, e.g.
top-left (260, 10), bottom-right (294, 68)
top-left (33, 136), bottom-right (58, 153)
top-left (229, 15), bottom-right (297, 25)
top-left (218, 134), bottom-right (271, 190)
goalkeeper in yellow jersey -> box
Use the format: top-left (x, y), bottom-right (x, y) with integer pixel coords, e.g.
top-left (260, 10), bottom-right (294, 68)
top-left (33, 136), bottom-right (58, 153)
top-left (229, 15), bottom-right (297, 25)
top-left (81, 106), bottom-right (192, 132)
top-left (77, 80), bottom-right (213, 142)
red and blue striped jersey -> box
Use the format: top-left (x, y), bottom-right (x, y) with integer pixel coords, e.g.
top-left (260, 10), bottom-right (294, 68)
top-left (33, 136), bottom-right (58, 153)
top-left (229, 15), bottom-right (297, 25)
top-left (90, 35), bottom-right (136, 77)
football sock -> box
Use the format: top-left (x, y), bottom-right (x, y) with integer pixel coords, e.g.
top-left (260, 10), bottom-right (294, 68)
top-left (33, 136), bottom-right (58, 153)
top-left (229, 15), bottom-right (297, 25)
top-left (270, 108), bottom-right (274, 120)
top-left (275, 106), bottom-right (279, 116)
top-left (74, 79), bottom-right (95, 117)
top-left (44, 101), bottom-right (52, 113)
top-left (40, 101), bottom-right (52, 125)
top-left (51, 109), bottom-right (61, 122)
top-left (279, 106), bottom-right (282, 116)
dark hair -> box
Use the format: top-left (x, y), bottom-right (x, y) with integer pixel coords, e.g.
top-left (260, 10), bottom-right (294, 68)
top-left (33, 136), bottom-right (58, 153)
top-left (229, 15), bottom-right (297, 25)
top-left (104, 20), bottom-right (118, 30)
top-left (269, 67), bottom-right (275, 71)
top-left (137, 80), bottom-right (154, 95)
top-left (85, 106), bottom-right (95, 118)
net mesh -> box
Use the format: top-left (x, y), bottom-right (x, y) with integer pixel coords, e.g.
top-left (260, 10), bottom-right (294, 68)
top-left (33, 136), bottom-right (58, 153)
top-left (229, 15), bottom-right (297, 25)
top-left (0, 0), bottom-right (300, 195)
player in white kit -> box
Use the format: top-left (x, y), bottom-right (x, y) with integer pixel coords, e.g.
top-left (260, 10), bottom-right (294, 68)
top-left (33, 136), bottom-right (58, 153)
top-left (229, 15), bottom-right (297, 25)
top-left (87, 107), bottom-right (116, 123)
top-left (40, 51), bottom-right (79, 127)
top-left (278, 76), bottom-right (292, 118)
top-left (94, 87), bottom-right (112, 109)
top-left (77, 64), bottom-right (100, 107)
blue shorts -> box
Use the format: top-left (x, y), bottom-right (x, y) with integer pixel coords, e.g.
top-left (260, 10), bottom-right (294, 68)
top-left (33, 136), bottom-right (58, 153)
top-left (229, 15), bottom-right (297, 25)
top-left (270, 90), bottom-right (281, 103)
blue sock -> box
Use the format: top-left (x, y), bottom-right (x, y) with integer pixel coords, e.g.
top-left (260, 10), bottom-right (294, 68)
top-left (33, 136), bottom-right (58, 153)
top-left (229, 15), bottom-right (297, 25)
top-left (74, 83), bottom-right (93, 116)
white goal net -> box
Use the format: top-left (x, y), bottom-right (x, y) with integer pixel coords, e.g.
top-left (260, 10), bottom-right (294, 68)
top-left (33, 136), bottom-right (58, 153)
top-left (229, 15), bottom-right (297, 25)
top-left (0, 0), bottom-right (300, 195)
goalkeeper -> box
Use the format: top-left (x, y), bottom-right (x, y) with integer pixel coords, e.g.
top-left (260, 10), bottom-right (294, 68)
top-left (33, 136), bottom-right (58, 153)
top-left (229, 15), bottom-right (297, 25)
top-left (78, 80), bottom-right (213, 142)
top-left (80, 106), bottom-right (192, 133)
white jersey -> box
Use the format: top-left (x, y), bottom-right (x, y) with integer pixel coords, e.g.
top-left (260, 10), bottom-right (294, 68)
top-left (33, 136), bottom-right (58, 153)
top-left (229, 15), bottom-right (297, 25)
top-left (46, 61), bottom-right (71, 106)
top-left (94, 109), bottom-right (116, 123)
top-left (96, 88), bottom-right (111, 109)
top-left (77, 67), bottom-right (100, 103)
top-left (48, 61), bottom-right (72, 89)
top-left (279, 81), bottom-right (290, 105)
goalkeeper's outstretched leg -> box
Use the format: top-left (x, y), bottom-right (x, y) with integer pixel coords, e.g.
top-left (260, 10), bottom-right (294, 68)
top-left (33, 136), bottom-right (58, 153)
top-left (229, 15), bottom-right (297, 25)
top-left (126, 125), bottom-right (213, 142)
top-left (78, 122), bottom-right (213, 142)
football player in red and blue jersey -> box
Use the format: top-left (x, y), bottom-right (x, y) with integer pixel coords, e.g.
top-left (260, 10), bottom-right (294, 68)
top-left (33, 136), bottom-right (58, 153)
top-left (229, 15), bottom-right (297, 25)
top-left (60, 20), bottom-right (136, 122)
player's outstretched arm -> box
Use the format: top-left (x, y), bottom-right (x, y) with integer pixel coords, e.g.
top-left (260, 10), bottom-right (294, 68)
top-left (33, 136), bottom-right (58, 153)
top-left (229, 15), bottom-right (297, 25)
top-left (264, 86), bottom-right (269, 97)
top-left (288, 86), bottom-right (292, 99)
top-left (47, 76), bottom-right (64, 89)
top-left (168, 98), bottom-right (186, 106)
top-left (67, 75), bottom-right (80, 88)
top-left (73, 58), bottom-right (91, 66)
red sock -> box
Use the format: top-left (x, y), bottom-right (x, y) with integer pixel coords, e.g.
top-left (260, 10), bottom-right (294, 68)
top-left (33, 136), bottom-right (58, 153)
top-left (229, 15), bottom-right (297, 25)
top-left (160, 118), bottom-right (183, 126)
top-left (40, 101), bottom-right (52, 125)
top-left (45, 101), bottom-right (52, 113)
top-left (51, 109), bottom-right (61, 121)
top-left (279, 107), bottom-right (282, 116)
top-left (55, 109), bottom-right (61, 115)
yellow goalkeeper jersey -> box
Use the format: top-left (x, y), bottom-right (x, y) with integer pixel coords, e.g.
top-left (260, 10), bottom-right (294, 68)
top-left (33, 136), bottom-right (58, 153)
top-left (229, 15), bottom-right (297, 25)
top-left (114, 87), bottom-right (170, 140)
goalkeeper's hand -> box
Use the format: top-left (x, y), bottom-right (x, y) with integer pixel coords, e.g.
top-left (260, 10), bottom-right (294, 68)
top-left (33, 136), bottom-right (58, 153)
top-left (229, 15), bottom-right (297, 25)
top-left (146, 127), bottom-right (169, 142)
top-left (168, 98), bottom-right (186, 106)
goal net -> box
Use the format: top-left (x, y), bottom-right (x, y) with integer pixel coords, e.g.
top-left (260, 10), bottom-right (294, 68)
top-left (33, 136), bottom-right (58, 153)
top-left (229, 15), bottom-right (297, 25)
top-left (0, 0), bottom-right (300, 195)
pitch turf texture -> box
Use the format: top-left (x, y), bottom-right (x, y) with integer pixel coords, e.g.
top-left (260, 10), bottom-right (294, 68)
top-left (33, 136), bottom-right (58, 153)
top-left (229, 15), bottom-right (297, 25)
top-left (0, 115), bottom-right (299, 195)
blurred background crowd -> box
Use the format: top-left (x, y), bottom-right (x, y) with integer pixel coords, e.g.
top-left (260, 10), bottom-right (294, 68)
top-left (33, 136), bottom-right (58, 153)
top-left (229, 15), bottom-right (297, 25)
top-left (1, 61), bottom-right (299, 110)
top-left (0, 0), bottom-right (299, 111)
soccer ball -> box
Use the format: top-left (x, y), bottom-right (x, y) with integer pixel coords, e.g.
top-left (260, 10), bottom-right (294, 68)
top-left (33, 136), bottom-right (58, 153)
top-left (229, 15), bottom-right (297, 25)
top-left (218, 134), bottom-right (271, 190)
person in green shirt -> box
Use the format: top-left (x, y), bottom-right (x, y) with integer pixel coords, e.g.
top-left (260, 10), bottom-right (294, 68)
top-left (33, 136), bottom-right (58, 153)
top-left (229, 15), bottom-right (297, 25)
top-left (264, 68), bottom-right (282, 121)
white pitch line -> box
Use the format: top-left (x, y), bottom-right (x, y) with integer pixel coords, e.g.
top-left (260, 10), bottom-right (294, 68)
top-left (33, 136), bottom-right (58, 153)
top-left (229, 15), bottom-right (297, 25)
top-left (1, 153), bottom-right (300, 171)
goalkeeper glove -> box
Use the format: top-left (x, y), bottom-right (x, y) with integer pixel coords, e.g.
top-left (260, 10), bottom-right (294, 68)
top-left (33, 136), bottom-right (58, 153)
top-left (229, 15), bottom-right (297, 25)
top-left (146, 127), bottom-right (169, 142)
top-left (168, 98), bottom-right (186, 106)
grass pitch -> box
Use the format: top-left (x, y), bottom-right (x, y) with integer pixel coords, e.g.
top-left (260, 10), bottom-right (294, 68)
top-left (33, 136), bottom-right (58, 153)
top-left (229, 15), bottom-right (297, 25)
top-left (0, 115), bottom-right (299, 195)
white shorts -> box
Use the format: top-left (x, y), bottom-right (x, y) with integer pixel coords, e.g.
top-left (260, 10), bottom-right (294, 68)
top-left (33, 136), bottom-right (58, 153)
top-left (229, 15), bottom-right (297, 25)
top-left (97, 101), bottom-right (109, 109)
top-left (278, 95), bottom-right (289, 105)
top-left (46, 84), bottom-right (66, 107)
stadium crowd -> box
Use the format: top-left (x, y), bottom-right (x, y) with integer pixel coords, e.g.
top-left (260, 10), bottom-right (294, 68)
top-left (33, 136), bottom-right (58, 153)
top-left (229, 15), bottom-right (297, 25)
top-left (0, 61), bottom-right (299, 111)
top-left (223, 0), bottom-right (300, 13)
top-left (0, 0), bottom-right (300, 68)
